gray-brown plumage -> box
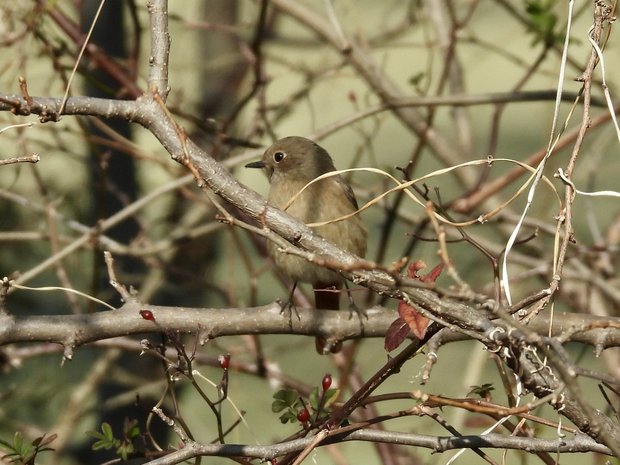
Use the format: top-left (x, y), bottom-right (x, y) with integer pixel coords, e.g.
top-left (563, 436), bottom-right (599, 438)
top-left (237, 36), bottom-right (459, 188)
top-left (246, 136), bottom-right (367, 353)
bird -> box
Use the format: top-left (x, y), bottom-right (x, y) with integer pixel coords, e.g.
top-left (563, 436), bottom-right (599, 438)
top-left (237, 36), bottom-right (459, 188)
top-left (246, 136), bottom-right (367, 353)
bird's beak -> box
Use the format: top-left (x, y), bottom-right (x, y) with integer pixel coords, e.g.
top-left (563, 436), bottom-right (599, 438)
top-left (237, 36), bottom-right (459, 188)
top-left (245, 160), bottom-right (265, 169)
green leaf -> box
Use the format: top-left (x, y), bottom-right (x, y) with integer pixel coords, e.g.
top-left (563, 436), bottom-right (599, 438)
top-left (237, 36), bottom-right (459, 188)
top-left (278, 411), bottom-right (296, 424)
top-left (468, 383), bottom-right (495, 398)
top-left (123, 418), bottom-right (141, 440)
top-left (126, 424), bottom-right (141, 439)
top-left (117, 441), bottom-right (135, 461)
top-left (0, 432), bottom-right (56, 465)
top-left (272, 400), bottom-right (286, 413)
top-left (22, 450), bottom-right (36, 465)
top-left (273, 389), bottom-right (298, 405)
top-left (323, 389), bottom-right (340, 408)
top-left (272, 389), bottom-right (299, 412)
top-left (91, 440), bottom-right (109, 451)
top-left (31, 433), bottom-right (56, 450)
top-left (308, 387), bottom-right (319, 410)
top-left (87, 423), bottom-right (121, 452)
top-left (1, 453), bottom-right (20, 462)
top-left (12, 432), bottom-right (23, 453)
top-left (0, 437), bottom-right (13, 452)
top-left (101, 422), bottom-right (114, 441)
top-left (408, 72), bottom-right (425, 88)
top-left (86, 430), bottom-right (105, 441)
top-left (524, 0), bottom-right (560, 46)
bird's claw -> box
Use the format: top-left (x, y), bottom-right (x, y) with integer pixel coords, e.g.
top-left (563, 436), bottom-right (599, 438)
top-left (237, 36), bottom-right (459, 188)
top-left (347, 301), bottom-right (368, 320)
top-left (277, 298), bottom-right (300, 327)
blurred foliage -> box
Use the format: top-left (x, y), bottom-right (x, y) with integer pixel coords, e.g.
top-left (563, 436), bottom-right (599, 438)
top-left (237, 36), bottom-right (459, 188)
top-left (0, 432), bottom-right (56, 465)
top-left (86, 420), bottom-right (141, 461)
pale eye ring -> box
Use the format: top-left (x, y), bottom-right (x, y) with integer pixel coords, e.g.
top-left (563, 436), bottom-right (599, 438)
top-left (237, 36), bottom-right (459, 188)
top-left (273, 151), bottom-right (286, 163)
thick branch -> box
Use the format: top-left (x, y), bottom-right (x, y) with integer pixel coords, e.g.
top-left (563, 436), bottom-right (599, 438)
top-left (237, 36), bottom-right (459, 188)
top-left (143, 428), bottom-right (612, 465)
top-left (0, 302), bottom-right (618, 351)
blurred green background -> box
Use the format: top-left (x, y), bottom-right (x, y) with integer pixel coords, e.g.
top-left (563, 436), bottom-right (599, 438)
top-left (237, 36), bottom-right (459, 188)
top-left (1, 1), bottom-right (618, 464)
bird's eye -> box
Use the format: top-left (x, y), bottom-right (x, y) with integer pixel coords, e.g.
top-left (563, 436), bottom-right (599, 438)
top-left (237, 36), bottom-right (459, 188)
top-left (273, 151), bottom-right (286, 163)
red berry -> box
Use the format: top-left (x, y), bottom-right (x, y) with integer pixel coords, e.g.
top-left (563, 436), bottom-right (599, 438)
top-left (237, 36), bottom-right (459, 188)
top-left (297, 408), bottom-right (310, 423)
top-left (139, 310), bottom-right (155, 321)
top-left (218, 354), bottom-right (230, 369)
top-left (322, 373), bottom-right (332, 391)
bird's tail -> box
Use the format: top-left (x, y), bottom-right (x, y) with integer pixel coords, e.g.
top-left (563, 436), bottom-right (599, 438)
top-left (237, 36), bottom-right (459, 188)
top-left (313, 283), bottom-right (343, 354)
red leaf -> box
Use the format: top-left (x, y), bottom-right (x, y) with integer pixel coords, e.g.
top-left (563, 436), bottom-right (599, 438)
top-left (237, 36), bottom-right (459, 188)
top-left (384, 318), bottom-right (410, 352)
top-left (406, 260), bottom-right (444, 283)
top-left (384, 260), bottom-right (443, 352)
top-left (420, 263), bottom-right (444, 283)
top-left (407, 260), bottom-right (427, 279)
top-left (398, 300), bottom-right (429, 340)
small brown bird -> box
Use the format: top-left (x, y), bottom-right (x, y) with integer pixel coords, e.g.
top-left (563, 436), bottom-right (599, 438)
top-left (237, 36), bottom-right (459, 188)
top-left (246, 136), bottom-right (367, 353)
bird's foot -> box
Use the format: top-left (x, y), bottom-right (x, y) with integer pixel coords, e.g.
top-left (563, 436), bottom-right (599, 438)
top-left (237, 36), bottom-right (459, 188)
top-left (347, 300), bottom-right (368, 320)
top-left (276, 289), bottom-right (301, 331)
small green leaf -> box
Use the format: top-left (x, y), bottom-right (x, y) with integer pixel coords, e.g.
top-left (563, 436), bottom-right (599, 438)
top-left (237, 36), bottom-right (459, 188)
top-left (87, 423), bottom-right (121, 452)
top-left (408, 72), bottom-right (425, 87)
top-left (468, 383), bottom-right (495, 398)
top-left (308, 387), bottom-right (320, 410)
top-left (12, 432), bottom-right (23, 453)
top-left (273, 389), bottom-right (298, 405)
top-left (278, 411), bottom-right (296, 424)
top-left (0, 437), bottom-right (13, 451)
top-left (22, 450), bottom-right (36, 464)
top-left (272, 389), bottom-right (299, 412)
top-left (123, 418), bottom-right (141, 440)
top-left (524, 0), bottom-right (560, 46)
top-left (117, 442), bottom-right (134, 461)
top-left (86, 430), bottom-right (105, 441)
top-left (126, 424), bottom-right (141, 439)
top-left (31, 434), bottom-right (56, 449)
top-left (101, 422), bottom-right (114, 441)
top-left (271, 399), bottom-right (287, 413)
top-left (91, 440), bottom-right (108, 451)
top-left (323, 389), bottom-right (340, 408)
